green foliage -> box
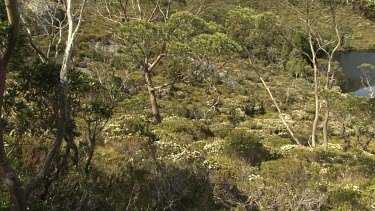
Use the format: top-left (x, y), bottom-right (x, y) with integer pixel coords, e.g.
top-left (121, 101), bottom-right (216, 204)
top-left (358, 62), bottom-right (375, 73)
top-left (329, 189), bottom-right (363, 210)
top-left (2, 1), bottom-right (375, 210)
top-left (227, 108), bottom-right (246, 126)
top-left (226, 7), bottom-right (280, 61)
top-left (0, 185), bottom-right (11, 209)
top-left (286, 57), bottom-right (313, 78)
top-left (226, 7), bottom-right (257, 45)
top-left (291, 31), bottom-right (313, 60)
top-left (4, 62), bottom-right (60, 137)
top-left (168, 11), bottom-right (208, 43)
top-left (360, 180), bottom-right (375, 209)
top-left (115, 19), bottom-right (164, 64)
top-left (353, 0), bottom-right (375, 20)
top-left (157, 116), bottom-right (214, 142)
top-left (191, 32), bottom-right (241, 57)
top-left (224, 130), bottom-right (272, 166)
top-left (259, 158), bottom-right (327, 210)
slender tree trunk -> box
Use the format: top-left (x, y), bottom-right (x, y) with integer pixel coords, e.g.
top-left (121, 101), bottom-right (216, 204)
top-left (259, 77), bottom-right (301, 145)
top-left (0, 0), bottom-right (27, 209)
top-left (0, 70), bottom-right (27, 211)
top-left (322, 0), bottom-right (341, 150)
top-left (306, 1), bottom-right (319, 147)
top-left (362, 136), bottom-right (373, 151)
top-left (145, 70), bottom-right (161, 123)
top-left (311, 54), bottom-right (319, 148)
top-left (323, 102), bottom-right (329, 150)
top-left (85, 137), bottom-right (96, 174)
top-left (26, 0), bottom-right (87, 198)
top-left (305, 0), bottom-right (319, 148)
top-left (323, 59), bottom-right (333, 150)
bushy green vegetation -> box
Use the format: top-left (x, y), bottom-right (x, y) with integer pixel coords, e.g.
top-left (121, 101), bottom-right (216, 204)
top-left (1, 0), bottom-right (375, 210)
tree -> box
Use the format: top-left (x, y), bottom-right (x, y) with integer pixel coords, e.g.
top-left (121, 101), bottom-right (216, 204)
top-left (79, 78), bottom-right (114, 173)
top-left (358, 63), bottom-right (375, 98)
top-left (226, 7), bottom-right (281, 64)
top-left (114, 10), bottom-right (236, 123)
top-left (285, 0), bottom-right (345, 148)
top-left (25, 0), bottom-right (88, 199)
top-left (115, 19), bottom-right (166, 123)
top-left (0, 0), bottom-right (27, 210)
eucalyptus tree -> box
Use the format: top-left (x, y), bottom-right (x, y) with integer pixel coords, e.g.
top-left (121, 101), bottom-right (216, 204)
top-left (21, 0), bottom-right (67, 63)
top-left (114, 10), bottom-right (239, 123)
top-left (226, 7), bottom-right (281, 64)
top-left (358, 63), bottom-right (375, 98)
top-left (1, 0), bottom-right (88, 205)
top-left (115, 19), bottom-right (166, 123)
top-left (25, 0), bottom-right (88, 199)
top-left (353, 98), bottom-right (375, 151)
top-left (285, 0), bottom-right (346, 149)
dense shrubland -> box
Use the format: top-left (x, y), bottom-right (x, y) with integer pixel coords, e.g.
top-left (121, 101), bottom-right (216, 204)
top-left (1, 0), bottom-right (375, 210)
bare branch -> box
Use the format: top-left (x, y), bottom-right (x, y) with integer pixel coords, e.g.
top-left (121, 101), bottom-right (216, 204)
top-left (148, 53), bottom-right (165, 72)
top-left (20, 15), bottom-right (50, 63)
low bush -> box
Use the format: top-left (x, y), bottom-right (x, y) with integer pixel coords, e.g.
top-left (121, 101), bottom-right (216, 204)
top-left (224, 130), bottom-right (272, 166)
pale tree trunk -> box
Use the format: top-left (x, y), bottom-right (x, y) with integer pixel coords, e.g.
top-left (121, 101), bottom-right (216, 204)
top-left (0, 0), bottom-right (27, 210)
top-left (259, 77), bottom-right (302, 145)
top-left (247, 58), bottom-right (301, 145)
top-left (26, 0), bottom-right (87, 198)
top-left (322, 3), bottom-right (342, 150)
top-left (308, 33), bottom-right (319, 148)
top-left (311, 59), bottom-right (319, 148)
top-left (145, 70), bottom-right (162, 123)
top-left (323, 104), bottom-right (329, 149)
top-left (288, 0), bottom-right (343, 148)
top-left (322, 59), bottom-right (333, 150)
top-left (144, 54), bottom-right (164, 124)
top-left (305, 0), bottom-right (319, 148)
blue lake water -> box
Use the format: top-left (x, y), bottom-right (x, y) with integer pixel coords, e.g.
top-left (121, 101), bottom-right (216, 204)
top-left (353, 86), bottom-right (375, 97)
top-left (335, 51), bottom-right (375, 96)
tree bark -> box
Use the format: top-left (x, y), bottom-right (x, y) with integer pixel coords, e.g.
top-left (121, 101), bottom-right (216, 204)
top-left (307, 3), bottom-right (319, 148)
top-left (85, 137), bottom-right (96, 174)
top-left (144, 54), bottom-right (164, 124)
top-left (26, 0), bottom-right (87, 198)
top-left (322, 2), bottom-right (342, 150)
top-left (311, 58), bottom-right (319, 148)
top-left (323, 104), bottom-right (329, 150)
top-left (0, 0), bottom-right (27, 210)
top-left (145, 70), bottom-right (162, 123)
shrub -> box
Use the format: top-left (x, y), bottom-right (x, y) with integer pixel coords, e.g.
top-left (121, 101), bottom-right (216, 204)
top-left (259, 158), bottom-right (328, 210)
top-left (224, 130), bottom-right (272, 166)
top-left (329, 189), bottom-right (363, 210)
top-left (157, 117), bottom-right (214, 142)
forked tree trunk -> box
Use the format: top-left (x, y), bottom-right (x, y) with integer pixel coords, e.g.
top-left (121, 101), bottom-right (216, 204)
top-left (304, 0), bottom-right (320, 148)
top-left (145, 70), bottom-right (161, 123)
top-left (26, 0), bottom-right (87, 198)
top-left (322, 3), bottom-right (342, 150)
top-left (0, 0), bottom-right (27, 210)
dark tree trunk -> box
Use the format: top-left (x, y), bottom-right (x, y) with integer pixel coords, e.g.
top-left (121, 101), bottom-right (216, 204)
top-left (0, 0), bottom-right (27, 209)
top-left (85, 137), bottom-right (96, 174)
